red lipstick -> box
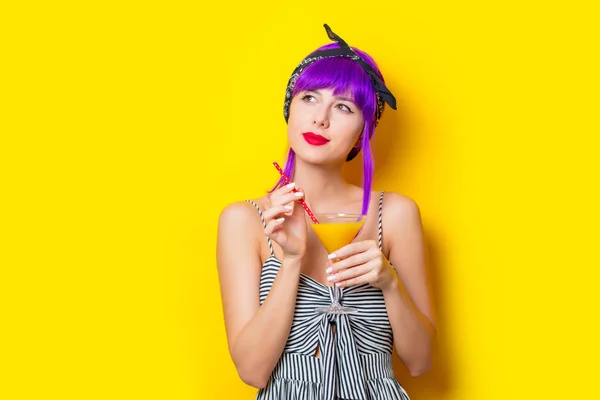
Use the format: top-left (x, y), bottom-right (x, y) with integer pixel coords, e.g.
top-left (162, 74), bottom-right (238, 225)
top-left (302, 132), bottom-right (330, 146)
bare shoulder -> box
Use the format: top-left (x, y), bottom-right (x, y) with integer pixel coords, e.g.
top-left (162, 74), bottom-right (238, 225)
top-left (381, 191), bottom-right (423, 228)
top-left (219, 200), bottom-right (255, 224)
top-left (218, 196), bottom-right (267, 226)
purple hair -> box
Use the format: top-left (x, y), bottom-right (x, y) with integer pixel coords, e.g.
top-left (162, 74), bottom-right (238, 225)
top-left (273, 43), bottom-right (385, 216)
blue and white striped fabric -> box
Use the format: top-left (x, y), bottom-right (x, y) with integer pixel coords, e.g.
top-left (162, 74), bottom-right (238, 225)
top-left (246, 192), bottom-right (410, 400)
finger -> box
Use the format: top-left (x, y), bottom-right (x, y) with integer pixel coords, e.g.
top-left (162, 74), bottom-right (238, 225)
top-left (272, 191), bottom-right (304, 207)
top-left (263, 205), bottom-right (293, 223)
top-left (270, 182), bottom-right (303, 203)
top-left (264, 217), bottom-right (285, 236)
top-left (327, 262), bottom-right (372, 285)
top-left (335, 264), bottom-right (378, 288)
top-left (328, 240), bottom-right (377, 261)
top-left (327, 250), bottom-right (375, 273)
top-left (287, 187), bottom-right (306, 212)
top-left (272, 182), bottom-right (298, 198)
top-left (284, 201), bottom-right (295, 215)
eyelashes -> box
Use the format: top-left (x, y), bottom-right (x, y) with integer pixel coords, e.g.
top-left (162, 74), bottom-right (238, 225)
top-left (337, 104), bottom-right (352, 113)
top-left (300, 94), bottom-right (354, 113)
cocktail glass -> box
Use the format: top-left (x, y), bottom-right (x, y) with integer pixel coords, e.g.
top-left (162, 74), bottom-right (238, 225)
top-left (311, 213), bottom-right (365, 315)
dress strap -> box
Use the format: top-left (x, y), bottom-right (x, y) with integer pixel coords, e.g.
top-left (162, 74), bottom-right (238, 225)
top-left (377, 191), bottom-right (397, 273)
top-left (245, 200), bottom-right (275, 257)
top-left (377, 191), bottom-right (385, 251)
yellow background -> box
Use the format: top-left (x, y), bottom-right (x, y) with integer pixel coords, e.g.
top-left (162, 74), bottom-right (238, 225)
top-left (2, 1), bottom-right (599, 399)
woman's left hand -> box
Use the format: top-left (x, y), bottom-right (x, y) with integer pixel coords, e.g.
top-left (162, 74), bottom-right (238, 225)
top-left (325, 240), bottom-right (397, 291)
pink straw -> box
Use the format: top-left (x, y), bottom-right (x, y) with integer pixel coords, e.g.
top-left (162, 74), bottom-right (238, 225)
top-left (273, 161), bottom-right (319, 224)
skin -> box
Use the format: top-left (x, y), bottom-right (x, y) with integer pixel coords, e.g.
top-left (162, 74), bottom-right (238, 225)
top-left (216, 88), bottom-right (437, 389)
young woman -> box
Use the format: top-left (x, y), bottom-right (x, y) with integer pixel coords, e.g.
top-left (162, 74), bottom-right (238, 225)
top-left (217, 24), bottom-right (436, 400)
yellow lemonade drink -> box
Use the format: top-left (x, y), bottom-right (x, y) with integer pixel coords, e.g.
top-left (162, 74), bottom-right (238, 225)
top-left (311, 215), bottom-right (365, 253)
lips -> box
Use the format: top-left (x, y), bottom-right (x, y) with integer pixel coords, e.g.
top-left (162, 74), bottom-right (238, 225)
top-left (302, 132), bottom-right (330, 146)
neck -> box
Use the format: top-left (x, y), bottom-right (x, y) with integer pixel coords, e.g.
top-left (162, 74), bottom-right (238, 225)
top-left (292, 158), bottom-right (359, 213)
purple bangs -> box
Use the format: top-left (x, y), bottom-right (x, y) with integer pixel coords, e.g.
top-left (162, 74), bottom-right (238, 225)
top-left (273, 43), bottom-right (386, 216)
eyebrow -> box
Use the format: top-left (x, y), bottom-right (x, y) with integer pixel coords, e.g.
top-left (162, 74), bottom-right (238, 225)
top-left (307, 89), bottom-right (355, 104)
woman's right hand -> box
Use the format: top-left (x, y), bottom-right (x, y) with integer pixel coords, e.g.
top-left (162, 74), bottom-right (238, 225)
top-left (262, 183), bottom-right (307, 260)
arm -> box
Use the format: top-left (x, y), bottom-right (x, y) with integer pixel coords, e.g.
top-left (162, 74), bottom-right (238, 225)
top-left (216, 202), bottom-right (303, 388)
top-left (381, 194), bottom-right (437, 376)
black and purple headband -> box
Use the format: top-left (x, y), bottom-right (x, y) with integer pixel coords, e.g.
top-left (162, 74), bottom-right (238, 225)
top-left (283, 24), bottom-right (397, 125)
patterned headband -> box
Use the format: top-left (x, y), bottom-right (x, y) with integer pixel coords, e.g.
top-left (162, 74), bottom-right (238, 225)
top-left (283, 24), bottom-right (397, 125)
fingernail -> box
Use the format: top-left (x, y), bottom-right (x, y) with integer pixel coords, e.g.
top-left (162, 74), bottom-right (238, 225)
top-left (287, 182), bottom-right (295, 188)
top-left (276, 217), bottom-right (285, 222)
top-left (335, 282), bottom-right (342, 287)
top-left (327, 275), bottom-right (335, 282)
top-left (325, 267), bottom-right (333, 274)
top-left (284, 205), bottom-right (293, 210)
top-left (295, 192), bottom-right (304, 197)
top-left (328, 253), bottom-right (336, 260)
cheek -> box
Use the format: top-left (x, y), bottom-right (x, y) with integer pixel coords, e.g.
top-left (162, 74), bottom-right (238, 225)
top-left (287, 114), bottom-right (302, 137)
top-left (286, 118), bottom-right (307, 149)
top-left (287, 102), bottom-right (307, 129)
top-left (337, 116), bottom-right (364, 141)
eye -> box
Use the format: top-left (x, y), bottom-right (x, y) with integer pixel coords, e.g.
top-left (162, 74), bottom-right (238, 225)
top-left (301, 94), bottom-right (316, 102)
top-left (337, 103), bottom-right (353, 113)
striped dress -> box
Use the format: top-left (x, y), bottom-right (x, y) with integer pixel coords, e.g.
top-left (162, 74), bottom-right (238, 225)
top-left (246, 192), bottom-right (410, 400)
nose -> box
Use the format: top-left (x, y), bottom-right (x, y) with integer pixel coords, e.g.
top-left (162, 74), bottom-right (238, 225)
top-left (312, 106), bottom-right (330, 129)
